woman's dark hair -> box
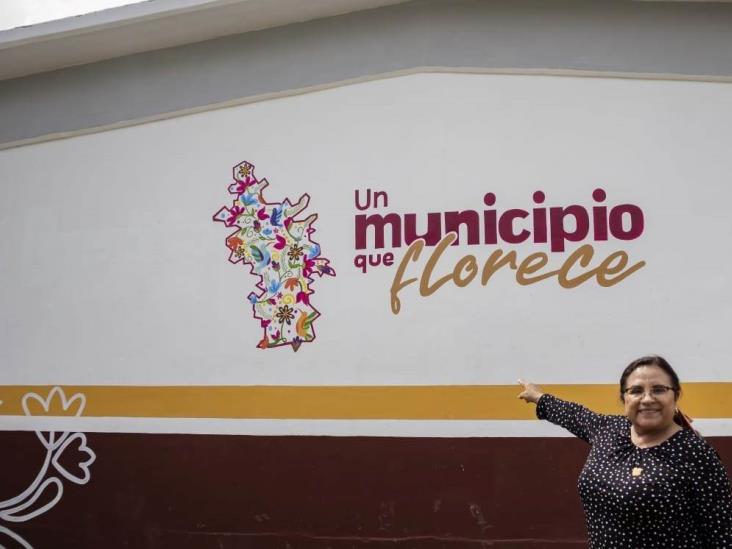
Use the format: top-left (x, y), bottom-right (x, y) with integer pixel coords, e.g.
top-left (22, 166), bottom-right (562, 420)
top-left (620, 355), bottom-right (694, 430)
top-left (619, 355), bottom-right (681, 401)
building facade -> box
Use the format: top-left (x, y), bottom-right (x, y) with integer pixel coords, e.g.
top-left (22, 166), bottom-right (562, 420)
top-left (1, 1), bottom-right (731, 546)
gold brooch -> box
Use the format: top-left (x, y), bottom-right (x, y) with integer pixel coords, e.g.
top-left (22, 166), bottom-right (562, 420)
top-left (632, 467), bottom-right (643, 477)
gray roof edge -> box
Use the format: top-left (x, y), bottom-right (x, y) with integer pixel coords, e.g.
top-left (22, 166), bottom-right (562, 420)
top-left (0, 0), bottom-right (239, 47)
top-left (0, 0), bottom-right (409, 80)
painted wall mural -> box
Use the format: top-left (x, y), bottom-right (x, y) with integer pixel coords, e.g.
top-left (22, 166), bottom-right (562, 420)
top-left (0, 388), bottom-right (95, 549)
top-left (2, 71), bottom-right (732, 401)
top-left (1, 72), bottom-right (731, 547)
top-left (213, 161), bottom-right (336, 352)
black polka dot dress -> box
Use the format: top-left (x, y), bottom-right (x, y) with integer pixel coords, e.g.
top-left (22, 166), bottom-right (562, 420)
top-left (537, 394), bottom-right (732, 548)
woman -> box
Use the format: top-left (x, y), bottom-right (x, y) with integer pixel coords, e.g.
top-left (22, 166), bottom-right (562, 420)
top-left (519, 355), bottom-right (732, 548)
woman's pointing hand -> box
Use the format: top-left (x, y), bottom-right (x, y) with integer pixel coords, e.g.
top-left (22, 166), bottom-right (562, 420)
top-left (517, 378), bottom-right (544, 404)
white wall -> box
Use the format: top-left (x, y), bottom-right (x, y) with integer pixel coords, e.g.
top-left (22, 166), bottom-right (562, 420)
top-left (2, 72), bottom-right (731, 386)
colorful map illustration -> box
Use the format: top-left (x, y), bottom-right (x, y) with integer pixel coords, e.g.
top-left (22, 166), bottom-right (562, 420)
top-left (213, 161), bottom-right (335, 351)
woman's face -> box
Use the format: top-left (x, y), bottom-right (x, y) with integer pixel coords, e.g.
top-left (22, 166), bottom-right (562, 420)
top-left (623, 365), bottom-right (678, 434)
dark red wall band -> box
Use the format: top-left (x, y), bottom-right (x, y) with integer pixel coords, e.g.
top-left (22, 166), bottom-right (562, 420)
top-left (2, 433), bottom-right (730, 548)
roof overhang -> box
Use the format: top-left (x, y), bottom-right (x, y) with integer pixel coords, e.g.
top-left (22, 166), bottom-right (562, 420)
top-left (0, 0), bottom-right (409, 81)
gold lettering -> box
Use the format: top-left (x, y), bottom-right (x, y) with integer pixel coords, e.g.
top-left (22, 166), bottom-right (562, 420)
top-left (390, 239), bottom-right (425, 314)
top-left (596, 251), bottom-right (646, 287)
top-left (516, 252), bottom-right (558, 285)
top-left (389, 237), bottom-right (646, 313)
top-left (558, 244), bottom-right (597, 288)
top-left (481, 249), bottom-right (517, 285)
top-left (419, 233), bottom-right (458, 297)
top-left (453, 255), bottom-right (478, 287)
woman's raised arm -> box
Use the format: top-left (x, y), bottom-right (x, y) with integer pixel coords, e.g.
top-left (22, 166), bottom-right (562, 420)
top-left (518, 379), bottom-right (605, 444)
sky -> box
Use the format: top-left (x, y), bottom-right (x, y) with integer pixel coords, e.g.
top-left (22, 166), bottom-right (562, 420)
top-left (0, 0), bottom-right (143, 31)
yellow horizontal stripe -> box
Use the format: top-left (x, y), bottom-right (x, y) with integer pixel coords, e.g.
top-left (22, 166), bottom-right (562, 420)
top-left (0, 383), bottom-right (729, 420)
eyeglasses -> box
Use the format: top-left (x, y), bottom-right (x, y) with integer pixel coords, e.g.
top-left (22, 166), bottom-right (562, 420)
top-left (623, 385), bottom-right (675, 399)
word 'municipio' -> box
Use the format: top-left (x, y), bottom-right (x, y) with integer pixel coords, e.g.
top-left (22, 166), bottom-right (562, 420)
top-left (355, 188), bottom-right (642, 255)
top-left (352, 188), bottom-right (647, 314)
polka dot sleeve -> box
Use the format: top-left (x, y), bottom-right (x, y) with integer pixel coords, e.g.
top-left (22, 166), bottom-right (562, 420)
top-left (536, 393), bottom-right (607, 444)
top-left (687, 440), bottom-right (732, 546)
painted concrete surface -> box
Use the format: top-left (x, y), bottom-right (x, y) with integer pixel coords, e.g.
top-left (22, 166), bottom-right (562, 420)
top-left (2, 0), bottom-right (732, 148)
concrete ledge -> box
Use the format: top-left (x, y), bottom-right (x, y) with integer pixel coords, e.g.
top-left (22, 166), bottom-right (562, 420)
top-left (0, 0), bottom-right (408, 80)
top-left (1, 0), bottom-right (732, 149)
